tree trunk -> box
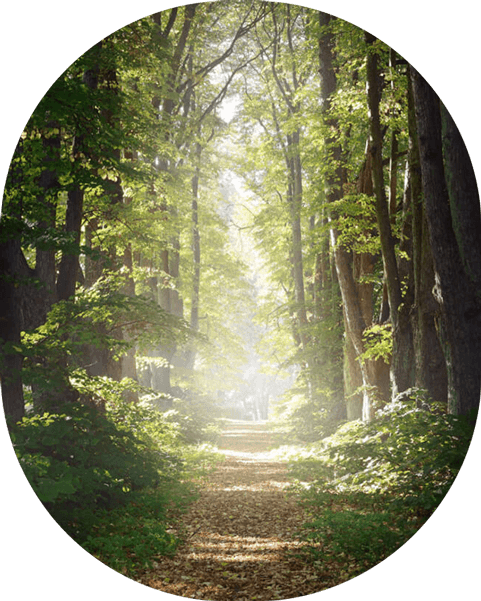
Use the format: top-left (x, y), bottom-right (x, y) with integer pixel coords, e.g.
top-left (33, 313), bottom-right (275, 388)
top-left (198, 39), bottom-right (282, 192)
top-left (407, 72), bottom-right (447, 403)
top-left (331, 229), bottom-right (387, 421)
top-left (185, 142), bottom-right (202, 371)
top-left (81, 53), bottom-right (130, 387)
top-left (365, 32), bottom-right (414, 397)
top-left (319, 15), bottom-right (388, 420)
top-left (120, 242), bottom-right (139, 403)
top-left (0, 238), bottom-right (29, 423)
top-left (287, 131), bottom-right (309, 353)
top-left (344, 318), bottom-right (363, 420)
top-left (30, 124), bottom-right (77, 411)
top-left (34, 124), bottom-right (61, 322)
top-left (147, 6), bottom-right (196, 398)
top-left (364, 33), bottom-right (402, 321)
top-left (56, 188), bottom-right (83, 302)
top-left (411, 68), bottom-right (481, 417)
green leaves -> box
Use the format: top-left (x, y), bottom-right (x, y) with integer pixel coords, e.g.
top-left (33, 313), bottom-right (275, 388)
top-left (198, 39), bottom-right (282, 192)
top-left (303, 508), bottom-right (417, 567)
top-left (315, 402), bottom-right (467, 485)
top-left (12, 400), bottom-right (178, 514)
top-left (36, 471), bottom-right (78, 504)
top-left (287, 393), bottom-right (474, 573)
top-left (9, 395), bottom-right (215, 576)
top-left (82, 488), bottom-right (182, 575)
top-left (17, 273), bottom-right (193, 399)
top-left (360, 323), bottom-right (393, 364)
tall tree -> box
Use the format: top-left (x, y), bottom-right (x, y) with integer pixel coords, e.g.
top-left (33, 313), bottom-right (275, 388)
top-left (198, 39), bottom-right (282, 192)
top-left (318, 14), bottom-right (390, 421)
top-left (0, 194), bottom-right (30, 421)
top-left (268, 5), bottom-right (309, 357)
top-left (142, 2), bottom-right (269, 398)
top-left (406, 70), bottom-right (447, 403)
top-left (411, 69), bottom-right (481, 417)
top-left (364, 32), bottom-right (414, 397)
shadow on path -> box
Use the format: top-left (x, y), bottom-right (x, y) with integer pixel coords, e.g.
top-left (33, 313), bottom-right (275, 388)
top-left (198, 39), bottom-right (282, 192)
top-left (138, 420), bottom-right (326, 601)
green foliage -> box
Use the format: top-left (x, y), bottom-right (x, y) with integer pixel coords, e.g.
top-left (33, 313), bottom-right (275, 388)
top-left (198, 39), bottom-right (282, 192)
top-left (272, 387), bottom-right (320, 443)
top-left (360, 323), bottom-right (393, 364)
top-left (270, 285), bottom-right (344, 442)
top-left (8, 376), bottom-right (228, 577)
top-left (82, 482), bottom-right (195, 575)
top-left (271, 379), bottom-right (334, 444)
top-left (162, 391), bottom-right (224, 445)
top-left (2, 3), bottom-right (477, 586)
top-left (180, 191), bottom-right (255, 382)
top-left (329, 194), bottom-right (380, 256)
top-left (286, 393), bottom-right (474, 571)
top-left (9, 274), bottom-right (192, 401)
top-left (292, 396), bottom-right (472, 506)
top-left (11, 404), bottom-right (181, 538)
top-left (302, 509), bottom-right (418, 570)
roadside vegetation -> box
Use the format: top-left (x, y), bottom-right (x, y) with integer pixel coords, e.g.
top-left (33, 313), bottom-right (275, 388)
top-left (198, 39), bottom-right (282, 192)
top-left (9, 397), bottom-right (223, 576)
top-left (275, 390), bottom-right (474, 578)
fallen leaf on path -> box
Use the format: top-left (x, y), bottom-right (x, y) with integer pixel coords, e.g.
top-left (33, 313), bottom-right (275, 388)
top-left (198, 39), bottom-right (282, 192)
top-left (136, 421), bottom-right (355, 600)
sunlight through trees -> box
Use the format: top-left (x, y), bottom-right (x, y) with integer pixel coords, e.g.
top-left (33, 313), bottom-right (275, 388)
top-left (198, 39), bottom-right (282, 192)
top-left (1, 2), bottom-right (480, 600)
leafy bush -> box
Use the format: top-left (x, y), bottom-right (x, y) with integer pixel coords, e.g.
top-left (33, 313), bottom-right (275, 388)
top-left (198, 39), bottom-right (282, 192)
top-left (271, 382), bottom-right (332, 444)
top-left (160, 387), bottom-right (224, 445)
top-left (12, 277), bottom-right (192, 406)
top-left (82, 483), bottom-right (197, 574)
top-left (288, 393), bottom-right (475, 572)
top-left (9, 393), bottom-right (225, 575)
top-left (291, 396), bottom-right (473, 510)
top-left (303, 509), bottom-right (418, 569)
top-left (10, 398), bottom-right (184, 540)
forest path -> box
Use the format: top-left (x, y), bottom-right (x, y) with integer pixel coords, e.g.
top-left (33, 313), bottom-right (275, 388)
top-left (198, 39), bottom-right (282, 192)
top-left (137, 421), bottom-right (326, 600)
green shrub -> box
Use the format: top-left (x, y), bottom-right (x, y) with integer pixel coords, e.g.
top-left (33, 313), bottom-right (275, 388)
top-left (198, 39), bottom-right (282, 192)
top-left (9, 395), bottom-right (223, 575)
top-left (82, 482), bottom-right (197, 575)
top-left (289, 394), bottom-right (475, 571)
top-left (162, 388), bottom-right (223, 444)
top-left (290, 396), bottom-right (473, 512)
top-left (10, 399), bottom-right (183, 538)
top-left (303, 509), bottom-right (418, 568)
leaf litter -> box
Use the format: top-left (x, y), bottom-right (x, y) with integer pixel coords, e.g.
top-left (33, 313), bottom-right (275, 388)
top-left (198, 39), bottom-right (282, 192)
top-left (136, 421), bottom-right (349, 600)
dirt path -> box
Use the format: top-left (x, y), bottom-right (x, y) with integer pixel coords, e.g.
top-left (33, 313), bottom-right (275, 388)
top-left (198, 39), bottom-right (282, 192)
top-left (137, 421), bottom-right (326, 600)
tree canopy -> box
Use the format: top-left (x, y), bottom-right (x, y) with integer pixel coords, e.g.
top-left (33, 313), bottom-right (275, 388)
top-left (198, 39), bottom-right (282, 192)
top-left (1, 2), bottom-right (480, 600)
top-left (4, 0), bottom-right (478, 428)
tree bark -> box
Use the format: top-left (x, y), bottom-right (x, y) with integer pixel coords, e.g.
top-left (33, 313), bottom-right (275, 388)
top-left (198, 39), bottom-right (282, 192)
top-left (365, 32), bottom-right (414, 397)
top-left (407, 72), bottom-right (447, 403)
top-left (319, 14), bottom-right (388, 421)
top-left (286, 131), bottom-right (309, 353)
top-left (411, 68), bottom-right (481, 416)
top-left (120, 241), bottom-right (139, 403)
top-left (185, 141), bottom-right (202, 371)
top-left (0, 238), bottom-right (30, 422)
top-left (365, 33), bottom-right (401, 320)
top-left (56, 189), bottom-right (83, 302)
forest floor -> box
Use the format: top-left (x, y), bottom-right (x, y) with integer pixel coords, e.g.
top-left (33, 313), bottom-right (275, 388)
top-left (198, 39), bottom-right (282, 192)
top-left (136, 421), bottom-right (340, 600)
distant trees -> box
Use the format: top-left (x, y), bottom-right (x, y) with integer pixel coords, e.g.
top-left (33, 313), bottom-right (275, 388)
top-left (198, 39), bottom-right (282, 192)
top-left (0, 4), bottom-right (261, 424)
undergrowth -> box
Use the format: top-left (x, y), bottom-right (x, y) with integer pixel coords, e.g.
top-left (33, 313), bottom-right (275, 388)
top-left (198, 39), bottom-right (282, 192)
top-left (284, 393), bottom-right (475, 577)
top-left (9, 398), bottom-right (223, 576)
top-left (81, 481), bottom-right (194, 574)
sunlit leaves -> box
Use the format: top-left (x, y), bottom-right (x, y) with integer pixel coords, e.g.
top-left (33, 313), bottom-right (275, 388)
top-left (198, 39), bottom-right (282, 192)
top-left (15, 273), bottom-right (192, 394)
top-left (285, 393), bottom-right (474, 573)
top-left (360, 323), bottom-right (393, 364)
